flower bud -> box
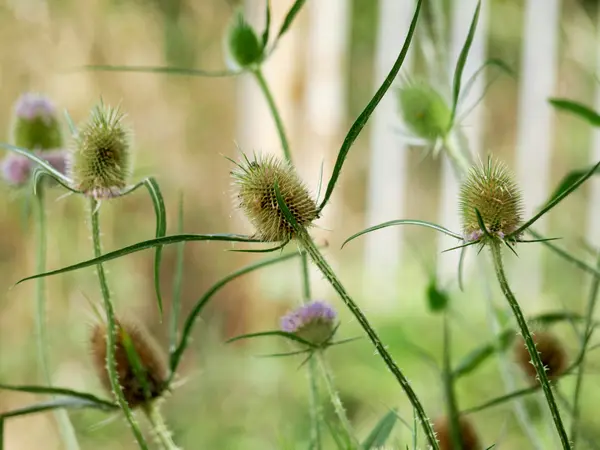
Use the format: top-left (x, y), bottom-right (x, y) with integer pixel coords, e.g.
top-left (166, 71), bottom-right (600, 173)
top-left (231, 153), bottom-right (319, 242)
top-left (514, 331), bottom-right (567, 383)
top-left (90, 318), bottom-right (168, 408)
top-left (69, 102), bottom-right (131, 199)
top-left (225, 9), bottom-right (263, 69)
top-left (459, 157), bottom-right (523, 242)
top-left (280, 301), bottom-right (337, 347)
top-left (433, 415), bottom-right (480, 450)
top-left (397, 80), bottom-right (451, 141)
top-left (2, 149), bottom-right (69, 187)
top-left (12, 93), bottom-right (63, 151)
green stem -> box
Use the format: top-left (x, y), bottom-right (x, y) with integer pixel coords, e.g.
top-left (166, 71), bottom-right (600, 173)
top-left (252, 68), bottom-right (293, 163)
top-left (315, 352), bottom-right (358, 448)
top-left (144, 403), bottom-right (180, 450)
top-left (570, 252), bottom-right (600, 447)
top-left (297, 230), bottom-right (439, 450)
top-left (489, 241), bottom-right (570, 449)
top-left (34, 188), bottom-right (81, 450)
top-left (90, 198), bottom-right (149, 450)
top-left (442, 314), bottom-right (462, 450)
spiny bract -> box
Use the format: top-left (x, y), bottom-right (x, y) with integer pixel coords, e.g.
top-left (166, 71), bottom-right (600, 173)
top-left (459, 157), bottom-right (523, 242)
top-left (397, 80), bottom-right (451, 141)
top-left (69, 102), bottom-right (131, 199)
top-left (90, 319), bottom-right (168, 408)
top-left (12, 93), bottom-right (63, 151)
top-left (231, 153), bottom-right (319, 242)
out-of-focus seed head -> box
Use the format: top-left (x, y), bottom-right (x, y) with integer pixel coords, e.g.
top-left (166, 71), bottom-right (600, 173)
top-left (280, 301), bottom-right (337, 347)
top-left (12, 93), bottom-right (63, 151)
top-left (1, 149), bottom-right (69, 187)
top-left (397, 80), bottom-right (451, 141)
top-left (433, 416), bottom-right (480, 450)
top-left (459, 157), bottom-right (524, 242)
top-left (90, 318), bottom-right (168, 408)
top-left (514, 331), bottom-right (567, 383)
top-left (224, 8), bottom-right (263, 69)
top-left (69, 102), bottom-right (131, 199)
top-left (231, 153), bottom-right (319, 242)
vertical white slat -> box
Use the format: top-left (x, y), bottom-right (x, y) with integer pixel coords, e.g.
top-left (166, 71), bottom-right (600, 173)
top-left (301, 0), bottom-right (351, 299)
top-left (513, 0), bottom-right (560, 299)
top-left (587, 9), bottom-right (600, 247)
top-left (437, 0), bottom-right (488, 284)
top-left (363, 0), bottom-right (414, 307)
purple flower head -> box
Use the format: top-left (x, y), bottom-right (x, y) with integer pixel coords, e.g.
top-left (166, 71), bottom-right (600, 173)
top-left (2, 154), bottom-right (31, 186)
top-left (14, 93), bottom-right (57, 123)
top-left (280, 300), bottom-right (337, 347)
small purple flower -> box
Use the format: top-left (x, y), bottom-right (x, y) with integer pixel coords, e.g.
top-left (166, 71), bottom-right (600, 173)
top-left (14, 93), bottom-right (57, 123)
top-left (1, 149), bottom-right (69, 187)
top-left (281, 301), bottom-right (337, 347)
top-left (464, 229), bottom-right (483, 243)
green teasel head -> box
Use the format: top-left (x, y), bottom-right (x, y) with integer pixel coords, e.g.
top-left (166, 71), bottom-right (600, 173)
top-left (460, 157), bottom-right (524, 243)
top-left (12, 93), bottom-right (63, 150)
top-left (224, 8), bottom-right (263, 69)
top-left (231, 153), bottom-right (319, 242)
top-left (397, 80), bottom-right (452, 141)
top-left (69, 102), bottom-right (132, 199)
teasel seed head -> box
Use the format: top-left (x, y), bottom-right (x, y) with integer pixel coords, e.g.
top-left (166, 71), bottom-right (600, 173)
top-left (459, 157), bottom-right (524, 243)
top-left (69, 102), bottom-right (131, 199)
top-left (225, 9), bottom-right (263, 70)
top-left (231, 153), bottom-right (319, 242)
top-left (514, 331), bottom-right (567, 383)
top-left (90, 318), bottom-right (168, 408)
top-left (433, 415), bottom-right (481, 450)
top-left (397, 80), bottom-right (451, 141)
top-left (12, 93), bottom-right (63, 151)
top-left (280, 301), bottom-right (337, 347)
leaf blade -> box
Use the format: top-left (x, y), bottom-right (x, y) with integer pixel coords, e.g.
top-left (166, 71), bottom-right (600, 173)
top-left (549, 98), bottom-right (600, 126)
top-left (361, 409), bottom-right (398, 449)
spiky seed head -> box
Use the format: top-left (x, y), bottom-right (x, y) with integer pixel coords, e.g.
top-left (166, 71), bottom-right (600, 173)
top-left (459, 157), bottom-right (524, 242)
top-left (224, 9), bottom-right (263, 69)
top-left (514, 331), bottom-right (567, 383)
top-left (90, 319), bottom-right (168, 408)
top-left (397, 80), bottom-right (451, 141)
top-left (12, 93), bottom-right (63, 151)
top-left (231, 153), bottom-right (319, 242)
top-left (69, 102), bottom-right (131, 199)
top-left (1, 149), bottom-right (69, 187)
top-left (433, 416), bottom-right (480, 450)
top-left (280, 301), bottom-right (337, 347)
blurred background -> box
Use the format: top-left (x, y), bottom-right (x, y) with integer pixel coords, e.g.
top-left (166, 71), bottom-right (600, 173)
top-left (1, 0), bottom-right (600, 448)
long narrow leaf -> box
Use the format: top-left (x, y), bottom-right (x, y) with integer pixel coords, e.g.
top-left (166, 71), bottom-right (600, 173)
top-left (549, 98), bottom-right (600, 126)
top-left (82, 65), bottom-right (241, 78)
top-left (361, 409), bottom-right (398, 449)
top-left (262, 0), bottom-right (271, 49)
top-left (144, 177), bottom-right (166, 316)
top-left (0, 143), bottom-right (71, 184)
top-left (510, 160), bottom-right (600, 237)
top-left (169, 250), bottom-right (303, 377)
top-left (226, 330), bottom-right (317, 348)
top-left (0, 384), bottom-right (116, 409)
top-left (275, 0), bottom-right (306, 41)
top-left (31, 168), bottom-right (80, 196)
top-left (543, 165), bottom-right (600, 209)
top-left (458, 58), bottom-right (514, 108)
top-left (319, 0), bottom-right (423, 211)
top-left (449, 0), bottom-right (482, 127)
top-left (342, 219), bottom-right (463, 248)
top-left (1, 398), bottom-right (113, 419)
top-left (15, 234), bottom-right (262, 286)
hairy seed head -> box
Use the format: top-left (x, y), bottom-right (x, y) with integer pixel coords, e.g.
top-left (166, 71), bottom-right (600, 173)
top-left (90, 319), bottom-right (168, 408)
top-left (231, 153), bottom-right (319, 241)
top-left (397, 80), bottom-right (451, 141)
top-left (280, 301), bottom-right (337, 347)
top-left (433, 416), bottom-right (480, 450)
top-left (12, 93), bottom-right (63, 151)
top-left (459, 157), bottom-right (523, 242)
top-left (225, 9), bottom-right (263, 69)
top-left (514, 331), bottom-right (567, 383)
top-left (69, 102), bottom-right (131, 199)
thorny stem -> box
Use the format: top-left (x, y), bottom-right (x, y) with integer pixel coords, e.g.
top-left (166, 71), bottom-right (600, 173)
top-left (297, 229), bottom-right (439, 450)
top-left (35, 188), bottom-right (81, 450)
top-left (144, 403), bottom-right (180, 450)
top-left (570, 252), bottom-right (600, 447)
top-left (252, 68), bottom-right (292, 163)
top-left (90, 198), bottom-right (149, 450)
top-left (489, 241), bottom-right (570, 449)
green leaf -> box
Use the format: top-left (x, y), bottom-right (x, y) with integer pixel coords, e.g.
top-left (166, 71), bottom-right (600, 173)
top-left (81, 65), bottom-right (241, 78)
top-left (361, 409), bottom-right (397, 449)
top-left (0, 398), bottom-right (113, 419)
top-left (342, 219), bottom-right (463, 248)
top-left (0, 384), bottom-right (116, 410)
top-left (276, 0), bottom-right (306, 42)
top-left (543, 165), bottom-right (600, 210)
top-left (225, 330), bottom-right (318, 348)
top-left (463, 385), bottom-right (537, 414)
top-left (168, 250), bottom-right (303, 377)
top-left (449, 0), bottom-right (482, 128)
top-left (170, 192), bottom-right (185, 356)
top-left (426, 279), bottom-right (449, 312)
top-left (15, 234), bottom-right (262, 286)
top-left (0, 143), bottom-right (71, 185)
top-left (262, 0), bottom-right (271, 49)
top-left (549, 98), bottom-right (600, 126)
top-left (510, 160), bottom-right (600, 237)
top-left (318, 0), bottom-right (423, 211)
